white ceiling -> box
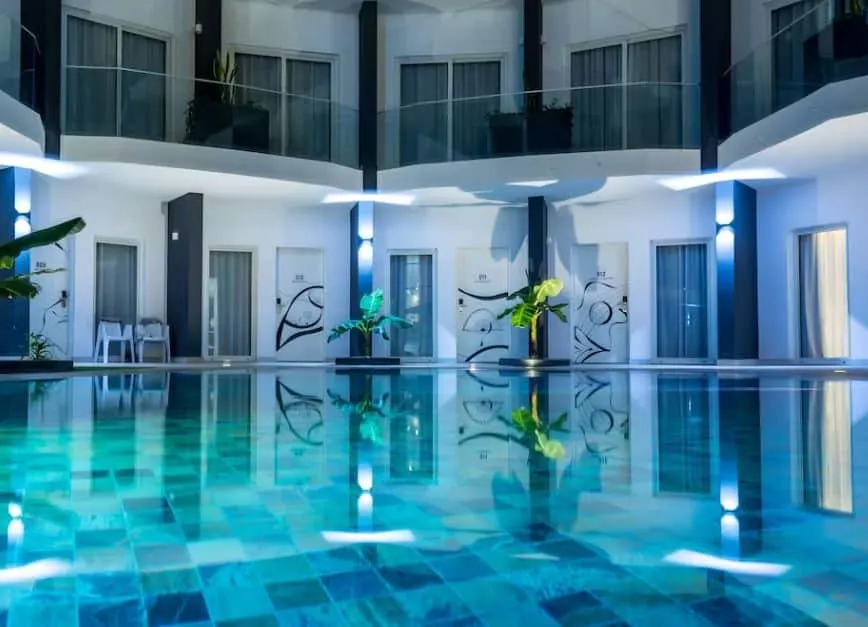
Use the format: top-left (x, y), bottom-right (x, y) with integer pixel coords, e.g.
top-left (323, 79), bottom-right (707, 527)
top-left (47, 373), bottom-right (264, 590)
top-left (232, 0), bottom-right (517, 13)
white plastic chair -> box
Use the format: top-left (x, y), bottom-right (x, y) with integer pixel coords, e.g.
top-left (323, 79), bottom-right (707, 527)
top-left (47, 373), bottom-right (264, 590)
top-left (93, 321), bottom-right (135, 363)
top-left (135, 320), bottom-right (171, 363)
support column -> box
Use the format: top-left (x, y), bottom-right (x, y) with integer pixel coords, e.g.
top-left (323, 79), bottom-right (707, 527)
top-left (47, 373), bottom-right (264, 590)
top-left (527, 195), bottom-right (548, 359)
top-left (166, 193), bottom-right (204, 359)
top-left (0, 168), bottom-right (21, 356)
top-left (699, 0), bottom-right (731, 169)
top-left (21, 0), bottom-right (62, 156)
top-left (716, 181), bottom-right (758, 360)
top-left (523, 0), bottom-right (543, 111)
top-left (194, 0), bottom-right (222, 99)
top-left (351, 0), bottom-right (378, 357)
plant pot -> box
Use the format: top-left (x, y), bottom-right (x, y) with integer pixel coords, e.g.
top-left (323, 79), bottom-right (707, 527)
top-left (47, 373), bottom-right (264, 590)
top-left (804, 14), bottom-right (868, 84)
top-left (185, 100), bottom-right (271, 153)
top-left (335, 357), bottom-right (402, 367)
top-left (0, 359), bottom-right (74, 374)
top-left (488, 113), bottom-right (524, 156)
top-left (498, 357), bottom-right (571, 369)
top-left (526, 108), bottom-right (573, 154)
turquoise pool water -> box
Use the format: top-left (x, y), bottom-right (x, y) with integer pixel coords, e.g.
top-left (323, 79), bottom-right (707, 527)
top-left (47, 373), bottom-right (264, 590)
top-left (0, 369), bottom-right (863, 626)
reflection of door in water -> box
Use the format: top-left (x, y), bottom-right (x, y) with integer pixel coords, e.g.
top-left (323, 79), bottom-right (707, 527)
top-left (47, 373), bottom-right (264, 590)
top-left (571, 243), bottom-right (629, 363)
top-left (275, 370), bottom-right (327, 486)
top-left (276, 248), bottom-right (325, 361)
top-left (456, 248), bottom-right (509, 362)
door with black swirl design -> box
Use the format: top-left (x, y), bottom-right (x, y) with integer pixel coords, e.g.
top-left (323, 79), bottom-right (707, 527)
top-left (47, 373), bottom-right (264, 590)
top-left (276, 247), bottom-right (325, 361)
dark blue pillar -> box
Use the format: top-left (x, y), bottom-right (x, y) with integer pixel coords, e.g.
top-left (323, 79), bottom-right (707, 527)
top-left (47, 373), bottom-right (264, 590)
top-left (523, 0), bottom-right (543, 110)
top-left (350, 0), bottom-right (378, 357)
top-left (166, 193), bottom-right (204, 359)
top-left (21, 0), bottom-right (62, 156)
top-left (528, 195), bottom-right (548, 359)
top-left (699, 0), bottom-right (731, 168)
top-left (715, 181), bottom-right (758, 360)
top-left (0, 168), bottom-right (28, 357)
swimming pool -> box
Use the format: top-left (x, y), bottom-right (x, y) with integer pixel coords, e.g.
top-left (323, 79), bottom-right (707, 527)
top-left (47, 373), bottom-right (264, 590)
top-left (0, 368), bottom-right (862, 626)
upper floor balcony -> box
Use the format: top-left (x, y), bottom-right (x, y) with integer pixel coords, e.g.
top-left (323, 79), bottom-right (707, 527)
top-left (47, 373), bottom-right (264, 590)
top-left (61, 65), bottom-right (359, 170)
top-left (0, 14), bottom-right (44, 155)
top-left (723, 0), bottom-right (868, 163)
top-left (377, 83), bottom-right (700, 171)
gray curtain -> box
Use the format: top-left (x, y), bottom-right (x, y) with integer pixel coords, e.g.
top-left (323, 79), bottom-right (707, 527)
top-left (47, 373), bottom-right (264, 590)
top-left (400, 63), bottom-right (448, 165)
top-left (95, 243), bottom-right (137, 329)
top-left (235, 53), bottom-right (282, 153)
top-left (656, 376), bottom-right (710, 494)
top-left (390, 254), bottom-right (434, 359)
top-left (210, 251), bottom-right (252, 357)
top-left (570, 45), bottom-right (622, 151)
top-left (798, 229), bottom-right (849, 359)
top-left (771, 0), bottom-right (829, 111)
top-left (452, 61), bottom-right (500, 160)
top-left (120, 31), bottom-right (166, 141)
top-left (627, 35), bottom-right (682, 148)
top-left (66, 16), bottom-right (117, 135)
top-left (208, 373), bottom-right (253, 486)
top-left (286, 59), bottom-right (331, 161)
top-left (656, 243), bottom-right (708, 359)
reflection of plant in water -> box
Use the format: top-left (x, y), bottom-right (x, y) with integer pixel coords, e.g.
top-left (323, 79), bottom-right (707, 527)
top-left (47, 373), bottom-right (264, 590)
top-left (508, 390), bottom-right (569, 460)
top-left (327, 389), bottom-right (391, 444)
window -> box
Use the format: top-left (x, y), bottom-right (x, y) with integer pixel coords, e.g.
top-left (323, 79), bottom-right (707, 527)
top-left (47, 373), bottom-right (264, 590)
top-left (797, 228), bottom-right (849, 359)
top-left (389, 253), bottom-right (435, 359)
top-left (655, 242), bottom-right (709, 359)
top-left (95, 242), bottom-right (138, 337)
top-left (656, 376), bottom-right (711, 495)
top-left (208, 250), bottom-right (253, 358)
top-left (570, 34), bottom-right (682, 151)
top-left (234, 53), bottom-right (333, 161)
top-left (771, 0), bottom-right (831, 112)
top-left (399, 60), bottom-right (501, 165)
top-left (65, 15), bottom-right (167, 140)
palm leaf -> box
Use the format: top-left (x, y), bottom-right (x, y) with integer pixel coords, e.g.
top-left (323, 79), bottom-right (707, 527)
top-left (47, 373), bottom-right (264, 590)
top-left (0, 276), bottom-right (40, 299)
top-left (509, 302), bottom-right (537, 328)
top-left (360, 289), bottom-right (384, 320)
top-left (532, 277), bottom-right (564, 304)
top-left (0, 217), bottom-right (85, 260)
top-left (327, 320), bottom-right (362, 342)
top-left (548, 302), bottom-right (568, 323)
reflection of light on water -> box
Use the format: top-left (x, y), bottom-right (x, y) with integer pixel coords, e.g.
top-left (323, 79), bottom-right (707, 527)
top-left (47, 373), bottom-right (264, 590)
top-left (513, 553), bottom-right (559, 561)
top-left (321, 530), bottom-right (416, 544)
top-left (8, 503), bottom-right (22, 519)
top-left (663, 550), bottom-right (790, 576)
top-left (0, 559), bottom-right (73, 583)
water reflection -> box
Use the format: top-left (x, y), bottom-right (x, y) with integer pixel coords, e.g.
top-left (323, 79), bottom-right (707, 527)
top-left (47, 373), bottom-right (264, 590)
top-left (0, 370), bottom-right (861, 624)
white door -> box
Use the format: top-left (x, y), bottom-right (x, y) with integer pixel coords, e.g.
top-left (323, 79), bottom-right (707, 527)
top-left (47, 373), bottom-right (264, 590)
top-left (456, 248), bottom-right (510, 362)
top-left (571, 243), bottom-right (629, 364)
top-left (276, 248), bottom-right (325, 361)
top-left (275, 370), bottom-right (328, 486)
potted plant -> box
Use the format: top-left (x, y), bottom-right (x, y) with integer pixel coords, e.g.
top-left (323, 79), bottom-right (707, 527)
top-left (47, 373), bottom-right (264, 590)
top-left (328, 289), bottom-right (413, 367)
top-left (526, 100), bottom-right (574, 154)
top-left (0, 217), bottom-right (84, 373)
top-left (804, 0), bottom-right (868, 84)
top-left (184, 51), bottom-right (271, 153)
top-left (497, 274), bottom-right (570, 369)
top-left (487, 109), bottom-right (525, 156)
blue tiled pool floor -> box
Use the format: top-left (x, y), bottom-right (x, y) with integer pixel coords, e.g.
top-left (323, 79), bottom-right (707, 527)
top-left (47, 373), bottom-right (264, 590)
top-left (0, 370), bottom-right (864, 626)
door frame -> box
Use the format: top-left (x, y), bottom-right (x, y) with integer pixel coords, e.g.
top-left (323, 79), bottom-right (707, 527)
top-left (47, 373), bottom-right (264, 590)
top-left (385, 248), bottom-right (438, 362)
top-left (275, 246), bottom-right (326, 362)
top-left (93, 238), bottom-right (143, 351)
top-left (570, 241), bottom-right (631, 364)
top-left (204, 246), bottom-right (257, 361)
top-left (454, 246), bottom-right (511, 363)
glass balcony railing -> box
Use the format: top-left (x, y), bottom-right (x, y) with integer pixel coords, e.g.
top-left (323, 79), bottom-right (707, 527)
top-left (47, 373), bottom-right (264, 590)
top-left (726, 0), bottom-right (868, 138)
top-left (62, 66), bottom-right (358, 168)
top-left (377, 83), bottom-right (699, 169)
top-left (0, 14), bottom-right (40, 110)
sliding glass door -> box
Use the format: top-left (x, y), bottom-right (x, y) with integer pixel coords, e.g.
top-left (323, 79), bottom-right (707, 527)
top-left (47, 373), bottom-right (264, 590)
top-left (798, 228), bottom-right (849, 359)
top-left (452, 61), bottom-right (501, 160)
top-left (655, 242), bottom-right (709, 359)
top-left (399, 63), bottom-right (448, 166)
top-left (389, 253), bottom-right (435, 359)
top-left (208, 251), bottom-right (253, 358)
top-left (656, 376), bottom-right (711, 495)
top-left (95, 242), bottom-right (138, 330)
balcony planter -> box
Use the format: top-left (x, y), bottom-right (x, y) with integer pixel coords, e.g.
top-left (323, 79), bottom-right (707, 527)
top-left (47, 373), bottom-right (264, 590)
top-left (0, 359), bottom-right (74, 374)
top-left (487, 112), bottom-right (524, 156)
top-left (526, 106), bottom-right (573, 154)
top-left (184, 100), bottom-right (270, 153)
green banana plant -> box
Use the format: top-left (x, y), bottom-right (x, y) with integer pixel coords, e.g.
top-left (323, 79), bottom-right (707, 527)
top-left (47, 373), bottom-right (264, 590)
top-left (0, 217), bottom-right (85, 300)
top-left (327, 289), bottom-right (413, 357)
top-left (212, 51), bottom-right (239, 104)
top-left (509, 389), bottom-right (569, 460)
top-left (497, 273), bottom-right (568, 359)
top-left (327, 389), bottom-right (391, 444)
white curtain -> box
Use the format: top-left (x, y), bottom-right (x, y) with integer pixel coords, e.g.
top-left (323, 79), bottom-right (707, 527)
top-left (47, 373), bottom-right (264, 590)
top-left (390, 254), bottom-right (434, 359)
top-left (452, 61), bottom-right (500, 160)
top-left (209, 251), bottom-right (252, 357)
top-left (95, 243), bottom-right (137, 329)
top-left (120, 31), bottom-right (166, 141)
top-left (798, 229), bottom-right (849, 358)
top-left (66, 16), bottom-right (117, 136)
top-left (656, 243), bottom-right (708, 359)
top-left (399, 63), bottom-right (448, 166)
top-left (286, 59), bottom-right (331, 161)
top-left (771, 0), bottom-right (830, 111)
top-left (235, 53), bottom-right (282, 153)
top-left (570, 45), bottom-right (622, 151)
top-left (800, 380), bottom-right (852, 513)
top-left (627, 35), bottom-right (682, 148)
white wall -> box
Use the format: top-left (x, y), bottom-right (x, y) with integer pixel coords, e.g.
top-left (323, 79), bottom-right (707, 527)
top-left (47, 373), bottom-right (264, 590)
top-left (202, 198), bottom-right (351, 360)
top-left (757, 170), bottom-right (868, 360)
top-left (373, 204), bottom-right (527, 360)
top-left (543, 0), bottom-right (698, 91)
top-left (548, 187), bottom-right (716, 361)
top-left (223, 1), bottom-right (358, 108)
top-left (31, 175), bottom-right (167, 359)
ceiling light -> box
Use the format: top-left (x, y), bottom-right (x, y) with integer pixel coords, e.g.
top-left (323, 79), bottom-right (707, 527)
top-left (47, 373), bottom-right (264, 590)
top-left (0, 153), bottom-right (86, 179)
top-left (323, 192), bottom-right (414, 205)
top-left (507, 179), bottom-right (558, 188)
top-left (13, 216), bottom-right (31, 238)
top-left (659, 168), bottom-right (785, 191)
